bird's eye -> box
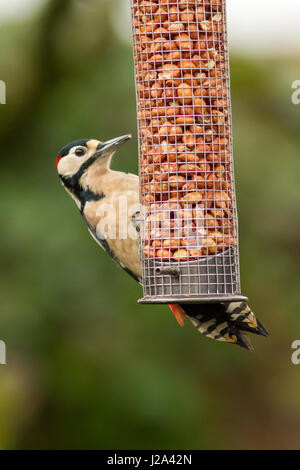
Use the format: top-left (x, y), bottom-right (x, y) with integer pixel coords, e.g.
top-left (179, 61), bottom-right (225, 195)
top-left (75, 147), bottom-right (86, 157)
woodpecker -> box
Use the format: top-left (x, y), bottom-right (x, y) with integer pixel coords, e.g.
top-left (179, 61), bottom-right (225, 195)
top-left (56, 135), bottom-right (268, 351)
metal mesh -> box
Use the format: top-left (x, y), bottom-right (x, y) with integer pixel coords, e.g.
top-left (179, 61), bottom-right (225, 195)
top-left (130, 0), bottom-right (243, 303)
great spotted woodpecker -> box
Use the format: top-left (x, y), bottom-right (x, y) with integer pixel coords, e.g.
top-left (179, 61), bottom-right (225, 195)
top-left (56, 135), bottom-right (268, 351)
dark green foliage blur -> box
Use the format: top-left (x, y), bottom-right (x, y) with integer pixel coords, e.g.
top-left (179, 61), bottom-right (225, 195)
top-left (0, 0), bottom-right (299, 450)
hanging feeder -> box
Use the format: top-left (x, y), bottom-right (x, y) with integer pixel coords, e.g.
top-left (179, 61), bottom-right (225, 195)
top-left (130, 0), bottom-right (247, 305)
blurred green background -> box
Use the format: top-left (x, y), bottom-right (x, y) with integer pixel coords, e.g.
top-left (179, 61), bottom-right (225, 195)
top-left (0, 0), bottom-right (300, 450)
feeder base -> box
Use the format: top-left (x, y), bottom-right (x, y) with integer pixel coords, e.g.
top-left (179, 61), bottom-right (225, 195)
top-left (138, 295), bottom-right (248, 305)
top-left (139, 248), bottom-right (245, 305)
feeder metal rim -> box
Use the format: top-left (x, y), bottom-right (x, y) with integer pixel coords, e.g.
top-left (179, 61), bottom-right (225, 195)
top-left (138, 295), bottom-right (249, 305)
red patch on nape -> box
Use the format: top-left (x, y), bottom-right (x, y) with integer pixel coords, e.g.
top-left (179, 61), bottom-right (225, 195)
top-left (56, 155), bottom-right (62, 169)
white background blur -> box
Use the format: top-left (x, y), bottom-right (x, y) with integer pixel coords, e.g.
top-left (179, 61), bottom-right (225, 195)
top-left (0, 0), bottom-right (299, 55)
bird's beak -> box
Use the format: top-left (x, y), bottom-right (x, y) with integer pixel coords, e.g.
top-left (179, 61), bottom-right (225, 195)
top-left (95, 134), bottom-right (131, 159)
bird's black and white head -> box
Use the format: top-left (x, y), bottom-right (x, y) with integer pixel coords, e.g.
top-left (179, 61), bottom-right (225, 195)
top-left (56, 135), bottom-right (131, 209)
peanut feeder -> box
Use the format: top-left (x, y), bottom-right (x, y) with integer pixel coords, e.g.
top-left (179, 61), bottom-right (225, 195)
top-left (130, 0), bottom-right (247, 304)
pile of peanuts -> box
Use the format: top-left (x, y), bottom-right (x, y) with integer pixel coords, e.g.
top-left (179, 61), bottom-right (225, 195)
top-left (131, 0), bottom-right (237, 262)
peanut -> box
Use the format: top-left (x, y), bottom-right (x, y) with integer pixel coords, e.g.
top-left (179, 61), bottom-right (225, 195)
top-left (173, 249), bottom-right (188, 262)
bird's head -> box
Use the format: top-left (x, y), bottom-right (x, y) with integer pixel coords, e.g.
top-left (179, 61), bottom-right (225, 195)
top-left (56, 135), bottom-right (131, 179)
top-left (56, 134), bottom-right (131, 204)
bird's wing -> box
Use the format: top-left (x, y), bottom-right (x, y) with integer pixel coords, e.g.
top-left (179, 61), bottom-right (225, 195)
top-left (83, 214), bottom-right (142, 283)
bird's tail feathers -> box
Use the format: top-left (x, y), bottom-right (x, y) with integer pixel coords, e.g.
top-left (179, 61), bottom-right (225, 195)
top-left (173, 302), bottom-right (268, 351)
top-left (225, 302), bottom-right (269, 338)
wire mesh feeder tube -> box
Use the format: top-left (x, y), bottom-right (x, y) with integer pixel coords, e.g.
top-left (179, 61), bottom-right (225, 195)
top-left (131, 0), bottom-right (247, 304)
